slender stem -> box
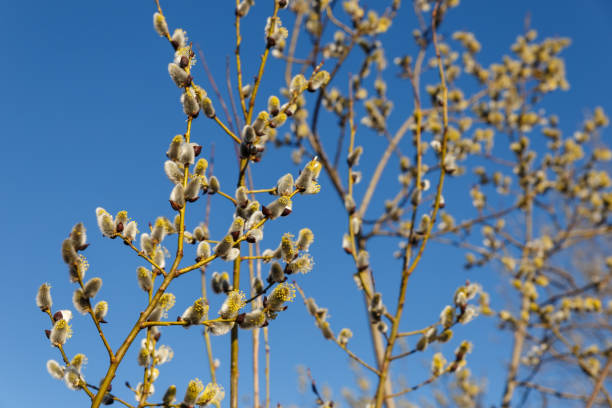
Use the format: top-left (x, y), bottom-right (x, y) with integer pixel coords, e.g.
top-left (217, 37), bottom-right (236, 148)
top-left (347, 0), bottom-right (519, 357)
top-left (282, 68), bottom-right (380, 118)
top-left (585, 354), bottom-right (612, 408)
top-left (213, 115), bottom-right (241, 144)
top-left (235, 0), bottom-right (248, 119)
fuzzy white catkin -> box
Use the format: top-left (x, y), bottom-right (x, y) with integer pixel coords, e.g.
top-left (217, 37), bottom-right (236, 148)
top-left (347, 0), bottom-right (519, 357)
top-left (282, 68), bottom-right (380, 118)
top-left (164, 160), bottom-right (183, 184)
top-left (70, 223), bottom-right (87, 250)
top-left (170, 184), bottom-right (185, 210)
top-left (37, 283), bottom-right (52, 310)
top-left (196, 241), bottom-right (211, 261)
top-left (94, 301), bottom-right (108, 321)
top-left (153, 13), bottom-right (169, 37)
top-left (47, 360), bottom-right (64, 380)
top-left (178, 142), bottom-right (195, 165)
top-left (181, 89), bottom-right (200, 117)
top-left (83, 277), bottom-right (102, 298)
top-left (73, 288), bottom-right (89, 315)
top-left (185, 178), bottom-right (201, 201)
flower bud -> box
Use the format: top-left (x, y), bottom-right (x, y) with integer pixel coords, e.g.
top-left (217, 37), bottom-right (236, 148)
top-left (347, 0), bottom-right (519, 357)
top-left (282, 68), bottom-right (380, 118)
top-left (268, 96), bottom-right (280, 116)
top-left (208, 320), bottom-right (234, 335)
top-left (73, 288), bottom-right (89, 314)
top-left (201, 97), bottom-right (215, 118)
top-left (208, 176), bottom-right (220, 194)
top-left (338, 328), bottom-right (353, 346)
top-left (267, 261), bottom-right (285, 283)
top-left (262, 196), bottom-right (292, 219)
top-left (96, 207), bottom-right (115, 237)
top-left (170, 184), bottom-right (185, 210)
top-left (290, 74), bottom-right (306, 93)
top-left (181, 298), bottom-right (209, 326)
top-left (70, 223), bottom-right (88, 251)
top-left (185, 178), bottom-right (201, 202)
top-left (236, 186), bottom-right (249, 208)
top-left (296, 228), bottom-right (314, 251)
top-left (238, 309), bottom-right (266, 329)
top-left (115, 210), bottom-right (127, 232)
top-left (168, 63), bottom-right (191, 88)
top-left (183, 379), bottom-right (204, 406)
top-left (242, 125), bottom-right (256, 143)
top-left (164, 160), bottom-right (183, 184)
top-left (246, 210), bottom-right (265, 230)
top-left (137, 266), bottom-right (153, 292)
top-left (61, 239), bottom-right (78, 266)
top-left (94, 301), bottom-right (108, 322)
top-left (166, 135), bottom-right (183, 161)
top-left (246, 228), bottom-right (263, 243)
top-left (50, 319), bottom-right (71, 346)
top-left (124, 220), bottom-right (138, 242)
top-left (36, 283), bottom-right (53, 311)
top-left (440, 305), bottom-right (455, 329)
top-left (171, 28), bottom-right (187, 49)
top-left (163, 385), bottom-right (177, 405)
top-left (347, 146), bottom-right (363, 167)
top-left (196, 241), bottom-right (211, 261)
top-left (47, 360), bottom-right (64, 380)
top-left (266, 282), bottom-right (296, 313)
top-left (181, 89), bottom-right (200, 117)
top-left (178, 142), bottom-right (195, 165)
top-left (269, 112), bottom-right (287, 128)
top-left (153, 12), bottom-right (169, 37)
top-left (276, 173), bottom-right (294, 196)
top-left (211, 272), bottom-right (232, 294)
top-left (308, 70), bottom-right (330, 91)
top-left (214, 235), bottom-right (235, 259)
top-left (252, 277), bottom-right (264, 294)
top-left (253, 111), bottom-right (269, 135)
top-left (83, 277), bottom-right (102, 298)
top-left (344, 195), bottom-right (356, 214)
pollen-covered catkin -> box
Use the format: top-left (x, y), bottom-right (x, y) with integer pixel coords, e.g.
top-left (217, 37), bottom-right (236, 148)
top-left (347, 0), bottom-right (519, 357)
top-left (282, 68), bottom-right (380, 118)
top-left (196, 241), bottom-right (211, 261)
top-left (181, 298), bottom-right (209, 326)
top-left (183, 379), bottom-right (204, 406)
top-left (296, 228), bottom-right (314, 251)
top-left (276, 173), bottom-right (294, 196)
top-left (50, 319), bottom-right (71, 346)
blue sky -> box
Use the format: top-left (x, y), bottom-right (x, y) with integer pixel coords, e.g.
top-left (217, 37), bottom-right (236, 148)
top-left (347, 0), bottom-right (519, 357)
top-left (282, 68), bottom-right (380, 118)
top-left (2, 1), bottom-right (612, 407)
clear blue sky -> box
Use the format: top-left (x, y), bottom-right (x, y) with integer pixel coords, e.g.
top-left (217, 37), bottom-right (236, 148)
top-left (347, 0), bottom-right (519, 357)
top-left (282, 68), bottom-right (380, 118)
top-left (2, 1), bottom-right (612, 407)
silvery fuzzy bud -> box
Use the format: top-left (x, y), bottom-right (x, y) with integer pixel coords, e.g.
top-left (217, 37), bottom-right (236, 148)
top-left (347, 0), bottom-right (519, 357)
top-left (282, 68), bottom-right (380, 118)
top-left (62, 238), bottom-right (78, 265)
top-left (183, 379), bottom-right (204, 406)
top-left (246, 228), bottom-right (263, 243)
top-left (295, 166), bottom-right (313, 191)
top-left (37, 283), bottom-right (53, 311)
top-left (267, 261), bottom-right (285, 283)
top-left (194, 158), bottom-right (208, 176)
top-left (163, 385), bottom-right (177, 405)
top-left (83, 277), bottom-right (102, 298)
top-left (140, 233), bottom-right (155, 256)
top-left (305, 298), bottom-right (318, 316)
top-left (437, 329), bottom-right (453, 343)
top-left (214, 235), bottom-right (235, 258)
top-left (351, 170), bottom-right (362, 184)
top-left (208, 176), bottom-right (220, 194)
top-left (94, 301), bottom-right (108, 322)
top-left (344, 195), bottom-right (356, 214)
top-left (125, 220), bottom-right (138, 242)
top-left (228, 217), bottom-right (245, 240)
top-left (185, 178), bottom-right (201, 202)
top-left (211, 272), bottom-right (232, 294)
top-left (246, 210), bottom-right (265, 230)
top-left (153, 12), bottom-right (169, 37)
top-left (269, 112), bottom-right (287, 128)
top-left (148, 306), bottom-right (163, 322)
top-left (138, 347), bottom-right (151, 367)
top-left (296, 228), bottom-right (314, 251)
top-left (262, 196), bottom-right (292, 219)
top-left (114, 211), bottom-right (127, 232)
top-left (201, 97), bottom-right (215, 118)
top-left (168, 63), bottom-right (191, 88)
top-left (178, 142), bottom-right (195, 165)
top-left (342, 234), bottom-right (352, 254)
top-left (96, 208), bottom-right (115, 237)
top-left (276, 173), bottom-right (294, 196)
top-left (70, 223), bottom-right (88, 251)
top-left (238, 309), bottom-right (266, 329)
top-left (137, 266), bottom-right (153, 292)
top-left (151, 218), bottom-right (169, 245)
top-left (440, 305), bottom-right (455, 329)
top-left (73, 288), bottom-right (89, 314)
top-left (319, 321), bottom-right (334, 340)
top-left (308, 70), bottom-right (330, 92)
top-left (170, 184), bottom-right (185, 211)
top-left (50, 319), bottom-right (71, 346)
top-left (208, 320), bottom-right (235, 335)
top-left (253, 111), bottom-right (269, 135)
top-left (236, 0), bottom-right (251, 17)
top-left (290, 74), bottom-right (306, 93)
top-left (193, 223), bottom-right (210, 241)
top-left (166, 135), bottom-right (183, 161)
top-left (347, 146), bottom-right (363, 167)
top-left (171, 28), bottom-right (187, 50)
top-left (351, 216), bottom-right (362, 234)
top-left (338, 328), bottom-right (353, 346)
top-left (252, 277), bottom-right (264, 294)
top-left (181, 298), bottom-right (209, 326)
top-left (443, 154), bottom-right (458, 174)
top-left (236, 186), bottom-right (249, 208)
top-left (242, 125), bottom-right (256, 143)
top-left (459, 305), bottom-right (479, 324)
top-left (376, 320), bottom-right (388, 334)
top-left (196, 241), bottom-right (211, 261)
top-left (47, 359), bottom-right (65, 380)
top-left (268, 95), bottom-right (280, 116)
top-left (153, 248), bottom-right (166, 270)
top-left (278, 0), bottom-right (289, 9)
top-left (164, 161), bottom-right (183, 185)
top-left (282, 102), bottom-right (297, 117)
top-left (181, 89), bottom-right (200, 117)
